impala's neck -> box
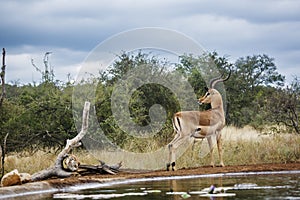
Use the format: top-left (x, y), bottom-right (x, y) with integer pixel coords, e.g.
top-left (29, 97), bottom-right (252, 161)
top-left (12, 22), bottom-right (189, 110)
top-left (211, 93), bottom-right (224, 116)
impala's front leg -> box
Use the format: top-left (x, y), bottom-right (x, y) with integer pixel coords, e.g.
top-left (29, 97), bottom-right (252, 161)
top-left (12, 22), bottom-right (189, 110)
top-left (207, 136), bottom-right (215, 167)
top-left (216, 131), bottom-right (225, 167)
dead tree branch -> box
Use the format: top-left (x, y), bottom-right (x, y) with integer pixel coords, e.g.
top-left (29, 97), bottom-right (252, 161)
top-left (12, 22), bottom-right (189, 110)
top-left (31, 101), bottom-right (90, 181)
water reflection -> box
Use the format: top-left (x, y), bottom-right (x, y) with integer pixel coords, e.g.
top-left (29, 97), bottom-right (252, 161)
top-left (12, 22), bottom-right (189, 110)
top-left (53, 172), bottom-right (299, 200)
top-left (1, 171), bottom-right (299, 199)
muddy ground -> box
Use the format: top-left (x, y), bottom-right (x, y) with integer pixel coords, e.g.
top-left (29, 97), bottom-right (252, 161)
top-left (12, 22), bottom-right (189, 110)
top-left (46, 162), bottom-right (300, 187)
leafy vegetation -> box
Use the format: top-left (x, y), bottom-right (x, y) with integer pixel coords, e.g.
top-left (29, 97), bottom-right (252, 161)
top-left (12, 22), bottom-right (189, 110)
top-left (0, 51), bottom-right (299, 155)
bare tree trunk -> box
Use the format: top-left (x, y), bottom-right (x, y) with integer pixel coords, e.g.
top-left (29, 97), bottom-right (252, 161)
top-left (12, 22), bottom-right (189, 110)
top-left (0, 133), bottom-right (9, 180)
top-left (0, 48), bottom-right (8, 181)
top-left (0, 48), bottom-right (6, 107)
top-left (31, 102), bottom-right (90, 181)
top-left (290, 107), bottom-right (299, 134)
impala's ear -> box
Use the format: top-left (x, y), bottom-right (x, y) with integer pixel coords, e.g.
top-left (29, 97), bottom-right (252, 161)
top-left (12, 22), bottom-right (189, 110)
top-left (204, 86), bottom-right (208, 91)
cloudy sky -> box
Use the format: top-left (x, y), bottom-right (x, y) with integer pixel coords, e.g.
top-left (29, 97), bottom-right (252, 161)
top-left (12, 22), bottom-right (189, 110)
top-left (1, 0), bottom-right (300, 84)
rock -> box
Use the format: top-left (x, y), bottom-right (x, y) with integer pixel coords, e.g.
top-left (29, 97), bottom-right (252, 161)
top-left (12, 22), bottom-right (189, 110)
top-left (1, 169), bottom-right (22, 187)
top-left (0, 170), bottom-right (32, 187)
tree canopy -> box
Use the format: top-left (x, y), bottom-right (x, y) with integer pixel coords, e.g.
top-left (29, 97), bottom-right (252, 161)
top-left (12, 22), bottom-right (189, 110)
top-left (0, 51), bottom-right (299, 153)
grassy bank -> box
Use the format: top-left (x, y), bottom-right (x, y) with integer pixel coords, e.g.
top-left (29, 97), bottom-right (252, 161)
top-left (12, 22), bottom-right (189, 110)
top-left (2, 126), bottom-right (300, 174)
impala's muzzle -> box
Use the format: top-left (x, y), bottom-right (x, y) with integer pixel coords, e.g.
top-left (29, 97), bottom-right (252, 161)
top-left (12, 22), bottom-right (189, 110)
top-left (197, 98), bottom-right (205, 105)
top-left (198, 95), bottom-right (206, 105)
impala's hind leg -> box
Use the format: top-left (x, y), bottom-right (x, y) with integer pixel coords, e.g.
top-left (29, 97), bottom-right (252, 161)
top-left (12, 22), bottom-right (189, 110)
top-left (167, 135), bottom-right (189, 171)
top-left (167, 133), bottom-right (180, 171)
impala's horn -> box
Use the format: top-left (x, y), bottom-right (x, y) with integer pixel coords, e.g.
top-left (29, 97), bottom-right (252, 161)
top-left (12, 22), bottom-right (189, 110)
top-left (209, 73), bottom-right (223, 89)
top-left (210, 70), bottom-right (231, 89)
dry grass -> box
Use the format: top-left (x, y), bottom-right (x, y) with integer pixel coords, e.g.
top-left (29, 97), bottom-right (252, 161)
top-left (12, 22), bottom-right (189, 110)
top-left (4, 150), bottom-right (57, 174)
top-left (2, 126), bottom-right (300, 174)
top-left (3, 149), bottom-right (99, 175)
top-left (223, 126), bottom-right (300, 165)
top-left (177, 126), bottom-right (300, 168)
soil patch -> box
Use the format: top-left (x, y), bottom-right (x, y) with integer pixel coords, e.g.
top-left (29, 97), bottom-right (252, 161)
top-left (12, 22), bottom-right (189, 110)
top-left (47, 162), bottom-right (300, 186)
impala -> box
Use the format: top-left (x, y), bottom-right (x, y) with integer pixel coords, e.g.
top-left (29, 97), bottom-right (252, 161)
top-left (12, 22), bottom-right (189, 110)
top-left (167, 71), bottom-right (230, 171)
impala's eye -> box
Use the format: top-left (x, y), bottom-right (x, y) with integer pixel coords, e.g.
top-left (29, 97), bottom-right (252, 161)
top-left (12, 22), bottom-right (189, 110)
top-left (207, 92), bottom-right (210, 96)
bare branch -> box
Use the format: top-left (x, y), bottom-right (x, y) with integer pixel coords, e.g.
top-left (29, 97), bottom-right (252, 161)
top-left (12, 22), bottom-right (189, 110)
top-left (31, 58), bottom-right (43, 74)
top-left (0, 48), bottom-right (6, 106)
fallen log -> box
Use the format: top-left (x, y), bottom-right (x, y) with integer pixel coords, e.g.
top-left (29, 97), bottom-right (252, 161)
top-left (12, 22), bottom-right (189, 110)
top-left (78, 161), bottom-right (122, 175)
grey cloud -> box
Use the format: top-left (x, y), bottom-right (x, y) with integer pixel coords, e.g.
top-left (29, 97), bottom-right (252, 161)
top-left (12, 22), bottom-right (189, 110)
top-left (1, 0), bottom-right (299, 83)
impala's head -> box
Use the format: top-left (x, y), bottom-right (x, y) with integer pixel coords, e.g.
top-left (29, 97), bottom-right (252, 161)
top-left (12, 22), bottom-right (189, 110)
top-left (198, 70), bottom-right (231, 105)
top-left (198, 88), bottom-right (220, 105)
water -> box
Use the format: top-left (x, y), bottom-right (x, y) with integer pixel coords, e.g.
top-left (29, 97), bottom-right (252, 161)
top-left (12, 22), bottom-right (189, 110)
top-left (52, 171), bottom-right (300, 200)
top-left (1, 171), bottom-right (299, 199)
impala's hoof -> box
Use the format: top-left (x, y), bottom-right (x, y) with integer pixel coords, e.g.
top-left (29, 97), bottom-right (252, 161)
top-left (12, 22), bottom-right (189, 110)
top-left (167, 162), bottom-right (176, 171)
top-left (171, 162), bottom-right (176, 171)
top-left (166, 163), bottom-right (171, 171)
